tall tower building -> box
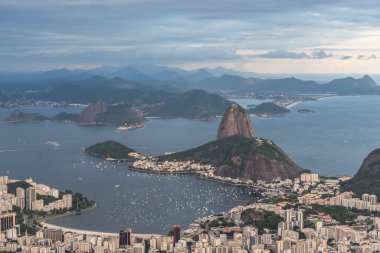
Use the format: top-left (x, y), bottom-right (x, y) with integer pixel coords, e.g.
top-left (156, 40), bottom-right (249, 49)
top-left (26, 187), bottom-right (36, 210)
top-left (173, 225), bottom-right (181, 248)
top-left (119, 228), bottom-right (132, 248)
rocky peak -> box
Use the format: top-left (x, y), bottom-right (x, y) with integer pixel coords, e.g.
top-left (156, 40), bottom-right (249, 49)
top-left (217, 104), bottom-right (254, 140)
top-left (76, 100), bottom-right (108, 124)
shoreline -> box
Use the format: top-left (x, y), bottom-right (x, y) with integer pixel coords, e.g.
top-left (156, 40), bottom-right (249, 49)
top-left (41, 203), bottom-right (98, 222)
top-left (40, 222), bottom-right (160, 239)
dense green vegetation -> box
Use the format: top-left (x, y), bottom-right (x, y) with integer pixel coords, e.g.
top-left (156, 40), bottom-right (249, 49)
top-left (241, 209), bottom-right (283, 233)
top-left (304, 204), bottom-right (379, 224)
top-left (161, 135), bottom-right (292, 165)
top-left (207, 217), bottom-right (236, 228)
top-left (145, 89), bottom-right (231, 119)
top-left (51, 112), bottom-right (78, 121)
top-left (37, 194), bottom-right (57, 205)
top-left (6, 181), bottom-right (32, 194)
top-left (341, 177), bottom-right (380, 198)
top-left (85, 140), bottom-right (136, 160)
top-left (5, 110), bottom-right (49, 122)
top-left (95, 103), bottom-right (145, 126)
top-left (10, 190), bottom-right (95, 236)
top-left (247, 102), bottom-right (290, 116)
top-left (61, 190), bottom-right (96, 211)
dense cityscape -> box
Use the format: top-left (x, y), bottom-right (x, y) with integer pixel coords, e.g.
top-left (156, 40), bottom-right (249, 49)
top-left (2, 171), bottom-right (380, 253)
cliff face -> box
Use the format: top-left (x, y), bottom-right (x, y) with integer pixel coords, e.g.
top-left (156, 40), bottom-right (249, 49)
top-left (76, 100), bottom-right (108, 124)
top-left (162, 136), bottom-right (302, 182)
top-left (217, 104), bottom-right (254, 140)
top-left (342, 149), bottom-right (380, 197)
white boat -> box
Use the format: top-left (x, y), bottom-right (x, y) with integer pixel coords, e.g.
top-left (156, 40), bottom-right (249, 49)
top-left (46, 141), bottom-right (60, 147)
top-left (116, 126), bottom-right (130, 132)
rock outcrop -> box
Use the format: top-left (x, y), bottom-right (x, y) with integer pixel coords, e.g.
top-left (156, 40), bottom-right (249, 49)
top-left (217, 104), bottom-right (254, 140)
top-left (342, 149), bottom-right (380, 197)
top-left (76, 100), bottom-right (108, 124)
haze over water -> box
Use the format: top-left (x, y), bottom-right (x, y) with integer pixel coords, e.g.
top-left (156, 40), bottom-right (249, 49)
top-left (1, 96), bottom-right (380, 233)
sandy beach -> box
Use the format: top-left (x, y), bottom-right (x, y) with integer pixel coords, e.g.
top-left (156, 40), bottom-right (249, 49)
top-left (40, 222), bottom-right (160, 239)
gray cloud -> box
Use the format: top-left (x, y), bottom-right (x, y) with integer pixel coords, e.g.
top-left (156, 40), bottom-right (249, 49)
top-left (252, 50), bottom-right (333, 59)
top-left (311, 50), bottom-right (333, 59)
top-left (254, 50), bottom-right (309, 59)
top-left (0, 0), bottom-right (380, 70)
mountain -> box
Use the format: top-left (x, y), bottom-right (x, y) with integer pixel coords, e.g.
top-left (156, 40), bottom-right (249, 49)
top-left (145, 89), bottom-right (232, 120)
top-left (76, 100), bottom-right (109, 124)
top-left (96, 104), bottom-right (146, 126)
top-left (37, 77), bottom-right (167, 104)
top-left (323, 75), bottom-right (378, 93)
top-left (247, 102), bottom-right (291, 116)
top-left (217, 104), bottom-right (254, 140)
top-left (341, 149), bottom-right (380, 197)
top-left (76, 100), bottom-right (145, 126)
top-left (195, 74), bottom-right (260, 91)
top-left (252, 77), bottom-right (320, 93)
top-left (204, 67), bottom-right (258, 78)
top-left (185, 69), bottom-right (214, 82)
top-left (161, 135), bottom-right (302, 182)
top-left (112, 67), bottom-right (153, 83)
top-left (150, 70), bottom-right (184, 81)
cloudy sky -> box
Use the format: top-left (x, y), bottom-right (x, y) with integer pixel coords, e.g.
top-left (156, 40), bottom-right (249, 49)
top-left (1, 0), bottom-right (380, 73)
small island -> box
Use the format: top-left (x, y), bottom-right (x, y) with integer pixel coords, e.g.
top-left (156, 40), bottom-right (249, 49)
top-left (297, 109), bottom-right (316, 114)
top-left (84, 140), bottom-right (140, 161)
top-left (247, 102), bottom-right (291, 116)
top-left (5, 109), bottom-right (79, 123)
top-left (5, 109), bottom-right (49, 123)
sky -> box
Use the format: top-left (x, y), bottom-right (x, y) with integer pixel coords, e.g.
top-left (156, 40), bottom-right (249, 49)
top-left (1, 0), bottom-right (380, 74)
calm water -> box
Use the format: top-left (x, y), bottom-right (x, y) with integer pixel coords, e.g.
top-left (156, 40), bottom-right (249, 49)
top-left (1, 96), bottom-right (380, 233)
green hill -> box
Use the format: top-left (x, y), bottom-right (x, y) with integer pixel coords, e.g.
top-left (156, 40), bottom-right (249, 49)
top-left (5, 109), bottom-right (49, 122)
top-left (85, 141), bottom-right (136, 160)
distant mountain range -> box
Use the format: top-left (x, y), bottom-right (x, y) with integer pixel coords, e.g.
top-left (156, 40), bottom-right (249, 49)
top-left (1, 65), bottom-right (379, 96)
